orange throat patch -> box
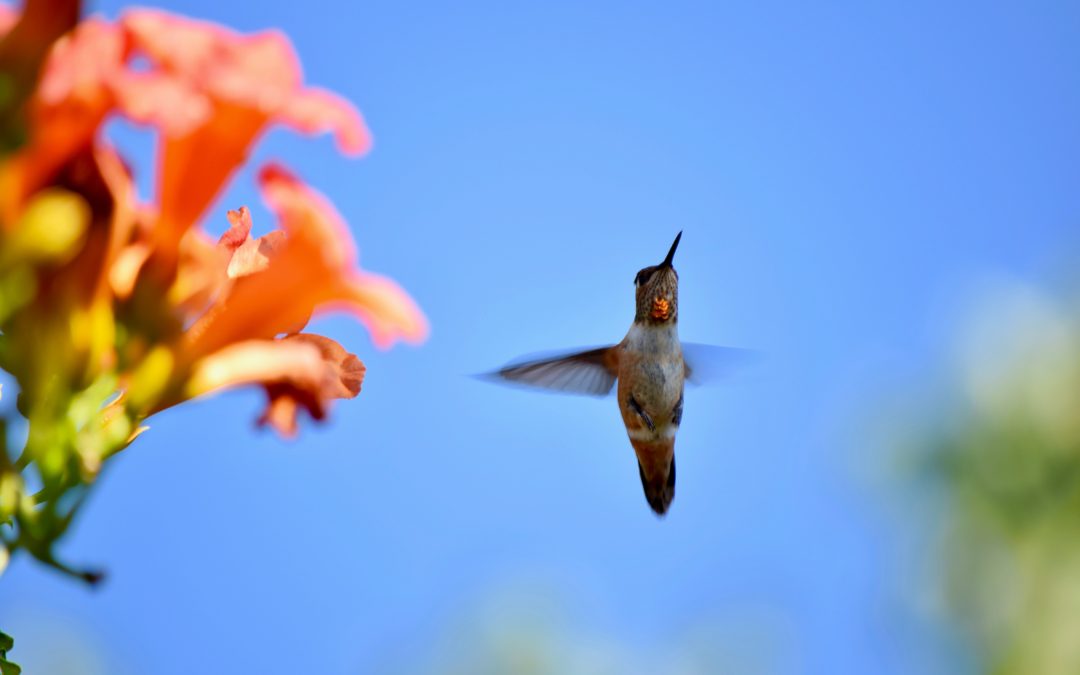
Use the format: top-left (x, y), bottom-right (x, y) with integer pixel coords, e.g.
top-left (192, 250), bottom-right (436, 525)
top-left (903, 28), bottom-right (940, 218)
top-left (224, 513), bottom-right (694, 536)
top-left (650, 296), bottom-right (671, 321)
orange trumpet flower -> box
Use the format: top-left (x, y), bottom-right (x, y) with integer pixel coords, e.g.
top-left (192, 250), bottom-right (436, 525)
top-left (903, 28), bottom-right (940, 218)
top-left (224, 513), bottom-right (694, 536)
top-left (118, 9), bottom-right (371, 260)
top-left (0, 0), bottom-right (425, 590)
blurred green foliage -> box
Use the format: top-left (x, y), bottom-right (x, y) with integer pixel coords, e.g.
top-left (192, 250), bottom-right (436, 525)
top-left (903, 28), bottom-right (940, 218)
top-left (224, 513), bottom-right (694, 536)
top-left (0, 630), bottom-right (19, 675)
top-left (911, 285), bottom-right (1080, 674)
top-left (378, 586), bottom-right (794, 675)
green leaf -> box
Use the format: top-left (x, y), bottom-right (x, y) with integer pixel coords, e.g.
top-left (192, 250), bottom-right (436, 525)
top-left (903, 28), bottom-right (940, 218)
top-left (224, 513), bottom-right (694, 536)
top-left (0, 630), bottom-right (18, 675)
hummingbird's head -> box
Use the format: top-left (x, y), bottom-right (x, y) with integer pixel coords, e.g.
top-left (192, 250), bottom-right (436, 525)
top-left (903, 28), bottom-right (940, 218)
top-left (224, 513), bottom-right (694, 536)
top-left (634, 231), bottom-right (681, 325)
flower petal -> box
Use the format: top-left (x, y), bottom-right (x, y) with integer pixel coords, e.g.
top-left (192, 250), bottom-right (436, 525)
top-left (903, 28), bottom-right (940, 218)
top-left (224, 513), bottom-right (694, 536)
top-left (257, 334), bottom-right (366, 438)
top-left (258, 163), bottom-right (428, 345)
top-left (0, 18), bottom-right (125, 224)
top-left (219, 206), bottom-right (253, 251)
top-left (109, 242), bottom-right (150, 299)
top-left (283, 333), bottom-right (365, 400)
top-left (169, 228), bottom-right (230, 312)
top-left (332, 272), bottom-right (430, 348)
top-left (258, 388), bottom-right (303, 438)
top-left (112, 71), bottom-right (212, 136)
top-left (227, 230), bottom-right (285, 279)
top-left (152, 103), bottom-right (267, 257)
top-left (222, 207), bottom-right (285, 279)
top-left (185, 338), bottom-right (325, 400)
top-left (122, 10), bottom-right (302, 106)
top-left (0, 0), bottom-right (81, 132)
top-left (117, 9), bottom-right (367, 260)
top-left (180, 333), bottom-right (364, 438)
top-left (258, 162), bottom-right (355, 267)
top-left (180, 164), bottom-right (427, 360)
top-left (168, 206), bottom-right (285, 322)
top-left (281, 87), bottom-right (371, 156)
top-left (0, 6), bottom-right (18, 34)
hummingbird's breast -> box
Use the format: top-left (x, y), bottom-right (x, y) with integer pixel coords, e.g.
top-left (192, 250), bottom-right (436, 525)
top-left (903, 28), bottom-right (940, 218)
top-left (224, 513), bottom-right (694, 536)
top-left (617, 322), bottom-right (685, 440)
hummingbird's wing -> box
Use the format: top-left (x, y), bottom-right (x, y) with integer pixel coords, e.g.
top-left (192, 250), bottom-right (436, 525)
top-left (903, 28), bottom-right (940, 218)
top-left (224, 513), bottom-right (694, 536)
top-left (681, 343), bottom-right (758, 385)
top-left (485, 346), bottom-right (619, 397)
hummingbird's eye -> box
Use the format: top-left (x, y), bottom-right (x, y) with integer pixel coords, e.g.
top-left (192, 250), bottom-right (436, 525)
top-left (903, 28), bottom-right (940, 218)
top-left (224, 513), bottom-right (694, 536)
top-left (635, 270), bottom-right (653, 286)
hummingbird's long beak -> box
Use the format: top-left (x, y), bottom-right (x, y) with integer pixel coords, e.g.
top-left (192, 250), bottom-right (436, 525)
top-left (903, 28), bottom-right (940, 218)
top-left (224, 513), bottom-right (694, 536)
top-left (659, 231), bottom-right (682, 269)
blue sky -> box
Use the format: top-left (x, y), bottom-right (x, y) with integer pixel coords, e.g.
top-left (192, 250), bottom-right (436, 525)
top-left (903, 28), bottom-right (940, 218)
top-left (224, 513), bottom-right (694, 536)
top-left (2, 1), bottom-right (1080, 673)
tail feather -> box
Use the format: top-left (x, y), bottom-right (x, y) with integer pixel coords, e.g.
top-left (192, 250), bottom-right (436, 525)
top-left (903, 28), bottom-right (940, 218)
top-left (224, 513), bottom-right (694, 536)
top-left (638, 455), bottom-right (676, 516)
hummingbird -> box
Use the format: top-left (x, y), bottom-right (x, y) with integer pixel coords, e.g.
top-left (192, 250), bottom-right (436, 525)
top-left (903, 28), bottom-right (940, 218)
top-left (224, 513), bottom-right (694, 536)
top-left (485, 232), bottom-right (750, 516)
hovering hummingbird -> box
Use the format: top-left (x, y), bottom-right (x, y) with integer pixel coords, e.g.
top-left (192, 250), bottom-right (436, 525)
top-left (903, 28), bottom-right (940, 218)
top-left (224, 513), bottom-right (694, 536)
top-left (484, 232), bottom-right (750, 516)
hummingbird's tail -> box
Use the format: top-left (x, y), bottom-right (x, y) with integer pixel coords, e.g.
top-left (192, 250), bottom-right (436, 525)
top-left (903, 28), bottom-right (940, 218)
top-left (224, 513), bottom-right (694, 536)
top-left (638, 455), bottom-right (675, 516)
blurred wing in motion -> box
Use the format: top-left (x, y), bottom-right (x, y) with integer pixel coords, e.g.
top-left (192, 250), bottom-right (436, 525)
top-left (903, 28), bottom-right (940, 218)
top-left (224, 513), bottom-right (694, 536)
top-left (682, 343), bottom-right (759, 386)
top-left (485, 346), bottom-right (619, 397)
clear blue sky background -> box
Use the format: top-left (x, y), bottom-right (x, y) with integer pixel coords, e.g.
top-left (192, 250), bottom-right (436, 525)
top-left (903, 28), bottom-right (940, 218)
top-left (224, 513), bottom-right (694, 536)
top-left (2, 1), bottom-right (1079, 673)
